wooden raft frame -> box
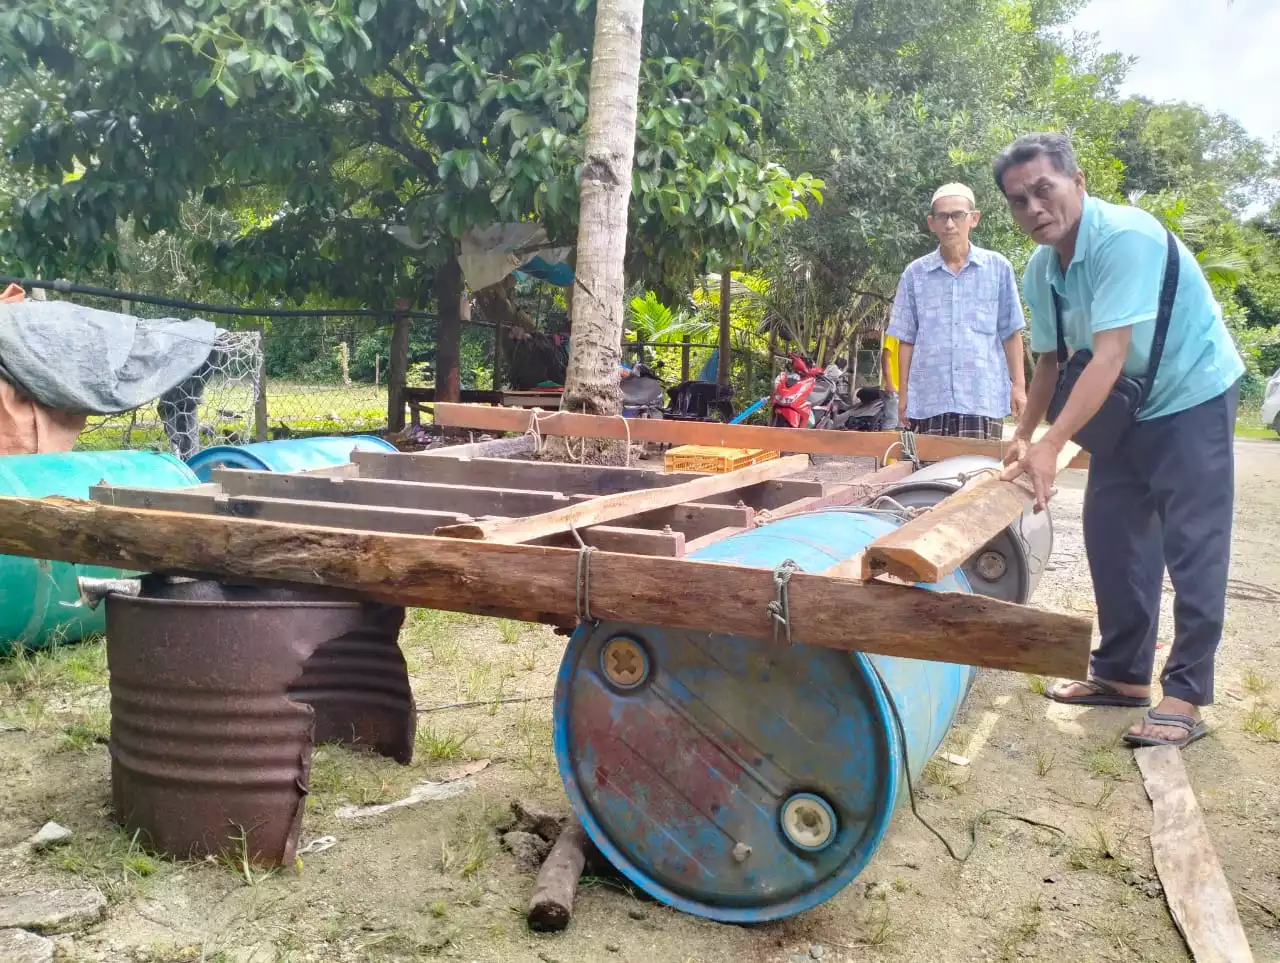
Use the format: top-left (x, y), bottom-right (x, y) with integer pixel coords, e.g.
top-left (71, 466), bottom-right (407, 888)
top-left (0, 431), bottom-right (1093, 679)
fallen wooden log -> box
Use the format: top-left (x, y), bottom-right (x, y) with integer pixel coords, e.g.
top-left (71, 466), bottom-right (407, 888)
top-left (432, 455), bottom-right (809, 543)
top-left (861, 443), bottom-right (1082, 583)
top-left (0, 496), bottom-right (1092, 677)
top-left (1136, 746), bottom-right (1255, 963)
top-left (527, 818), bottom-right (592, 933)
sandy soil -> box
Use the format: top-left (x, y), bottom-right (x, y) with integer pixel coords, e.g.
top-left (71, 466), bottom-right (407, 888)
top-left (1, 441), bottom-right (1278, 963)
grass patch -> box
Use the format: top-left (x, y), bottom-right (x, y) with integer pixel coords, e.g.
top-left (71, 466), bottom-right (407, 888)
top-left (0, 636), bottom-right (108, 697)
top-left (1242, 706), bottom-right (1280, 742)
top-left (51, 827), bottom-right (163, 901)
top-left (498, 620), bottom-right (522, 645)
top-left (1243, 668), bottom-right (1273, 697)
top-left (307, 744), bottom-right (413, 814)
top-left (416, 725), bottom-right (476, 762)
top-left (922, 755), bottom-right (968, 793)
top-left (1034, 749), bottom-right (1056, 777)
top-left (1235, 421), bottom-right (1277, 440)
top-left (218, 826), bottom-right (280, 888)
top-left (437, 797), bottom-right (502, 879)
top-left (1068, 821), bottom-right (1131, 876)
top-left (1079, 742), bottom-right (1128, 780)
top-left (1026, 675), bottom-right (1049, 696)
top-left (999, 900), bottom-right (1043, 963)
top-left (57, 707), bottom-right (111, 753)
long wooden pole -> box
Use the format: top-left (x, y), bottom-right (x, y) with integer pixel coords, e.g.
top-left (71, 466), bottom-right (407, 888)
top-left (0, 496), bottom-right (1090, 678)
top-left (433, 402), bottom-right (1092, 467)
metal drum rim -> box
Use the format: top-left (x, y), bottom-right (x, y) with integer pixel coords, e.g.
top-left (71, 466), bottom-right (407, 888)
top-left (552, 621), bottom-right (904, 924)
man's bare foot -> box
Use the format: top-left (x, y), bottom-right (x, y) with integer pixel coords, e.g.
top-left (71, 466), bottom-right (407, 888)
top-left (1127, 696), bottom-right (1202, 744)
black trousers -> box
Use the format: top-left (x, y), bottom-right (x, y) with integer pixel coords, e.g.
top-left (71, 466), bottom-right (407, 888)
top-left (1083, 382), bottom-right (1239, 705)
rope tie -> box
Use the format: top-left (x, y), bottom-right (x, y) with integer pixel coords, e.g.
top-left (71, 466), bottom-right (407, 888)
top-left (767, 559), bottom-right (802, 646)
top-left (899, 429), bottom-right (921, 469)
top-left (569, 523), bottom-right (598, 623)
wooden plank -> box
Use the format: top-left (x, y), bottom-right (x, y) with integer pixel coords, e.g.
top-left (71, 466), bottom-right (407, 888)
top-left (764, 462), bottom-right (916, 521)
top-left (0, 495), bottom-right (1092, 677)
top-left (537, 525), bottom-right (685, 557)
top-left (436, 402), bottom-right (1010, 463)
top-left (213, 468), bottom-right (576, 518)
top-left (90, 486), bottom-right (466, 534)
top-left (417, 434), bottom-right (536, 460)
top-left (1135, 747), bottom-right (1255, 963)
top-left (354, 451), bottom-right (708, 495)
top-left (861, 443), bottom-right (1081, 583)
top-left (433, 455), bottom-right (809, 543)
top-left (695, 478), bottom-right (825, 511)
top-left (626, 502), bottom-right (754, 541)
top-left (294, 462), bottom-right (362, 478)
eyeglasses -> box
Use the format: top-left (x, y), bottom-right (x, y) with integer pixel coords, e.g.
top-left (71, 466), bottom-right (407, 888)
top-left (930, 211), bottom-right (976, 224)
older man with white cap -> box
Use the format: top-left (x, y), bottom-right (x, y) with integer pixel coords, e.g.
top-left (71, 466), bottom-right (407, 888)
top-left (886, 182), bottom-right (1027, 440)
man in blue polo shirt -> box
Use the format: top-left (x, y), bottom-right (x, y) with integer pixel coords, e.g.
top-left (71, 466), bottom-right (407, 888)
top-left (996, 133), bottom-right (1244, 750)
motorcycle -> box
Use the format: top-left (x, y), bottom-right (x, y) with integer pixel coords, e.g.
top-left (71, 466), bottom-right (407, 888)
top-left (622, 362), bottom-right (735, 423)
top-left (769, 353), bottom-right (840, 428)
top-left (831, 386), bottom-right (889, 432)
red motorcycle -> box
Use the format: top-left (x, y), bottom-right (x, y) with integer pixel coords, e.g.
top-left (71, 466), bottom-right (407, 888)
top-left (769, 353), bottom-right (838, 428)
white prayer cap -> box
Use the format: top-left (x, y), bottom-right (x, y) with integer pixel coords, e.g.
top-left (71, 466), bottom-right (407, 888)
top-left (931, 183), bottom-right (976, 207)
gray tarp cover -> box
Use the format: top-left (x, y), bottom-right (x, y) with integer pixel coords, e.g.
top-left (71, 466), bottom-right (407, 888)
top-left (0, 301), bottom-right (220, 415)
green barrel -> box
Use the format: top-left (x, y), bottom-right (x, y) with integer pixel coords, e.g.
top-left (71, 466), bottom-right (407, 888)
top-left (0, 450), bottom-right (200, 654)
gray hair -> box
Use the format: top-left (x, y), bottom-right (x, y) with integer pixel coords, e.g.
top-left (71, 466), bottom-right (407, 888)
top-left (993, 133), bottom-right (1080, 194)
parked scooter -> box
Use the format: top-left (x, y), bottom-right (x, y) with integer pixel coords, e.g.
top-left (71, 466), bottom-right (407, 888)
top-left (769, 353), bottom-right (840, 428)
top-left (831, 386), bottom-right (889, 432)
top-left (622, 362), bottom-right (735, 422)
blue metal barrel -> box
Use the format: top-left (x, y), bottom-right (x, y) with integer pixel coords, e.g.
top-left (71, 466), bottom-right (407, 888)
top-left (553, 510), bottom-right (975, 923)
top-left (0, 450), bottom-right (200, 653)
top-left (184, 435), bottom-right (396, 482)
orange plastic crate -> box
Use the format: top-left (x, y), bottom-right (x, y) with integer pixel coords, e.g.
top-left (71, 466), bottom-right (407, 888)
top-left (664, 445), bottom-right (780, 474)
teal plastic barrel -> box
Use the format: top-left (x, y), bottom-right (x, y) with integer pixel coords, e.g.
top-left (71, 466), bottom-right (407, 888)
top-left (554, 510), bottom-right (976, 922)
top-left (184, 435), bottom-right (396, 482)
top-left (0, 450), bottom-right (200, 654)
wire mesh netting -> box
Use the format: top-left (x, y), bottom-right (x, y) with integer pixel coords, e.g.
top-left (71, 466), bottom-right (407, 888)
top-left (76, 329), bottom-right (263, 456)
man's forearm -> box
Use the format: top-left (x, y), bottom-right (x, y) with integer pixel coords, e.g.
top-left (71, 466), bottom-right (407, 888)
top-left (897, 342), bottom-right (913, 397)
top-left (1003, 334), bottom-right (1027, 390)
top-left (1016, 355), bottom-right (1057, 440)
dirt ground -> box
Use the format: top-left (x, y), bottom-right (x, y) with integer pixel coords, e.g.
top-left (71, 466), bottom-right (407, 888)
top-left (2, 441), bottom-right (1279, 963)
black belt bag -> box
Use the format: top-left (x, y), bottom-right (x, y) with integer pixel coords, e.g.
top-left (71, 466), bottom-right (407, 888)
top-left (1046, 229), bottom-right (1179, 456)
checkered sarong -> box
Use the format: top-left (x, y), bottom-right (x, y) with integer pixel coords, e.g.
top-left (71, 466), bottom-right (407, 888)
top-left (908, 412), bottom-right (1004, 441)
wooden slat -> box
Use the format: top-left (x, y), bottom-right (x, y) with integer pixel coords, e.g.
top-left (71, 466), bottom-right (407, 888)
top-left (433, 455), bottom-right (809, 543)
top-left (416, 434), bottom-right (536, 460)
top-left (626, 502), bottom-right (754, 540)
top-left (213, 468), bottom-right (575, 518)
top-left (1135, 746), bottom-right (1255, 963)
top-left (436, 403), bottom-right (1010, 464)
top-left (89, 486), bottom-right (465, 534)
top-left (861, 443), bottom-right (1081, 583)
top-left (537, 525), bottom-right (685, 557)
top-left (695, 478), bottom-right (825, 511)
top-left (0, 495), bottom-right (1092, 677)
top-left (354, 451), bottom-right (708, 495)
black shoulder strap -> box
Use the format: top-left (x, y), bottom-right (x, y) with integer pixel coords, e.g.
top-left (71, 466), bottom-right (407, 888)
top-left (1140, 229), bottom-right (1180, 408)
top-left (1052, 289), bottom-right (1068, 365)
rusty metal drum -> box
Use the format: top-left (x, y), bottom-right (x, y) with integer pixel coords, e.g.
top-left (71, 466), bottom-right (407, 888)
top-left (553, 510), bottom-right (976, 922)
top-left (106, 578), bottom-right (410, 865)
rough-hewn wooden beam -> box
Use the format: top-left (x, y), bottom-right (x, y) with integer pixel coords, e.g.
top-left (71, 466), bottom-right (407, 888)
top-left (861, 443), bottom-right (1081, 583)
top-left (417, 434), bottom-right (536, 459)
top-left (764, 462), bottom-right (916, 521)
top-left (353, 451), bottom-right (708, 495)
top-left (433, 403), bottom-right (1053, 464)
top-left (432, 455), bottom-right (809, 543)
top-left (90, 486), bottom-right (466, 534)
top-left (0, 496), bottom-right (1091, 678)
top-left (536, 525), bottom-right (685, 557)
top-left (212, 469), bottom-right (576, 518)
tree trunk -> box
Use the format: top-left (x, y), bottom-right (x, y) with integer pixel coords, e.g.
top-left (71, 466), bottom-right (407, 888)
top-left (387, 309), bottom-right (410, 433)
top-left (560, 0), bottom-right (645, 419)
top-left (435, 259), bottom-right (465, 406)
top-left (717, 270), bottom-right (732, 388)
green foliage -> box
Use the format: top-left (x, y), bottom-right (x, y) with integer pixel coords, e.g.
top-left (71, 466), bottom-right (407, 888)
top-left (1, 0), bottom-right (826, 306)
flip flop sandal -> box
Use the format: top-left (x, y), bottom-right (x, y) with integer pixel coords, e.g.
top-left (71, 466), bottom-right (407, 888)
top-left (1046, 678), bottom-right (1151, 708)
top-left (1122, 710), bottom-right (1209, 749)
